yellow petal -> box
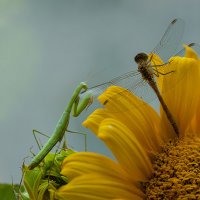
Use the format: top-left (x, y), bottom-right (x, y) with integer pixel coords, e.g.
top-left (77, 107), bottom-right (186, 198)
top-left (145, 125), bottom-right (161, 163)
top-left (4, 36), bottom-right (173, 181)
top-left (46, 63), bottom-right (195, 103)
top-left (84, 86), bottom-right (164, 152)
top-left (98, 118), bottom-right (153, 181)
top-left (149, 53), bottom-right (164, 66)
top-left (157, 45), bottom-right (200, 137)
top-left (184, 45), bottom-right (200, 134)
top-left (190, 92), bottom-right (200, 135)
top-left (55, 174), bottom-right (144, 200)
top-left (82, 108), bottom-right (109, 136)
top-left (184, 44), bottom-right (199, 59)
top-left (61, 152), bottom-right (131, 182)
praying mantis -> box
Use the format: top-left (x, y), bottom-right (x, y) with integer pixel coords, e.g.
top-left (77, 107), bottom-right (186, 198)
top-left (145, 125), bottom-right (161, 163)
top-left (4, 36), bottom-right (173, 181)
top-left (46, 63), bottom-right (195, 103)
top-left (16, 82), bottom-right (92, 199)
top-left (28, 82), bottom-right (92, 170)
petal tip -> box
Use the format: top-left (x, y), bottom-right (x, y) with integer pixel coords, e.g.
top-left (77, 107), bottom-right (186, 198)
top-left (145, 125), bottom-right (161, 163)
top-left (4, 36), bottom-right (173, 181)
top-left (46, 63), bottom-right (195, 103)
top-left (183, 44), bottom-right (199, 60)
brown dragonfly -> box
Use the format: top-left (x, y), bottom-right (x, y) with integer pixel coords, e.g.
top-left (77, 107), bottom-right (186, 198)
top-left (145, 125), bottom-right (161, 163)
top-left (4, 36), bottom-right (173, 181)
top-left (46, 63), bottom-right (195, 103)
top-left (81, 18), bottom-right (200, 136)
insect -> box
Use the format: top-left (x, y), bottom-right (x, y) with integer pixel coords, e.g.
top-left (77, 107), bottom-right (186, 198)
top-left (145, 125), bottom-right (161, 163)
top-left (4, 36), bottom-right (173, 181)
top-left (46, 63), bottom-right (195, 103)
top-left (28, 82), bottom-right (92, 170)
top-left (80, 18), bottom-right (198, 136)
top-left (134, 51), bottom-right (179, 135)
top-left (16, 82), bottom-right (91, 199)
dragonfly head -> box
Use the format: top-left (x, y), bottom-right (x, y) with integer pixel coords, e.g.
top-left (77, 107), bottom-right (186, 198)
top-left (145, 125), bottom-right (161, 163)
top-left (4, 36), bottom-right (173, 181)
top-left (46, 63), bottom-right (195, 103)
top-left (134, 52), bottom-right (148, 64)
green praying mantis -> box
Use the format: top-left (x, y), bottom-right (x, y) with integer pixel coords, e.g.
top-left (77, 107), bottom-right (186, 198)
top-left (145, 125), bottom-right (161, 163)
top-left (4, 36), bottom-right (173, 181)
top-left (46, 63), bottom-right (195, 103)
top-left (28, 82), bottom-right (92, 170)
top-left (16, 82), bottom-right (91, 199)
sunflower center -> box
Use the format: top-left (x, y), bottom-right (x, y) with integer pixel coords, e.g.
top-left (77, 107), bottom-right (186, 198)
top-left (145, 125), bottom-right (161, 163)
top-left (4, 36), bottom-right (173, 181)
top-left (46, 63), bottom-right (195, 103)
top-left (142, 136), bottom-right (200, 199)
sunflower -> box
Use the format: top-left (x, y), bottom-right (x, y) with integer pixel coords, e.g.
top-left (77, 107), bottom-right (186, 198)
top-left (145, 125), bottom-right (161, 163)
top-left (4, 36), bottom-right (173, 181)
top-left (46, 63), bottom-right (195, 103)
top-left (55, 45), bottom-right (200, 199)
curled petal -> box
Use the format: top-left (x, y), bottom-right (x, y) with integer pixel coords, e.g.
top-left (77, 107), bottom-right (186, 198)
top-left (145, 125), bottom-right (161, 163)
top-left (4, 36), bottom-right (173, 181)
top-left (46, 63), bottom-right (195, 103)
top-left (98, 118), bottom-right (153, 181)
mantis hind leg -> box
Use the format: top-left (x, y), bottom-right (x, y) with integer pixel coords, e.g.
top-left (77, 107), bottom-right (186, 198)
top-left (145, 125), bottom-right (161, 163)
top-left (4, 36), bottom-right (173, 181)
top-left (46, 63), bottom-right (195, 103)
top-left (66, 129), bottom-right (87, 151)
top-left (15, 161), bottom-right (27, 200)
top-left (32, 129), bottom-right (50, 150)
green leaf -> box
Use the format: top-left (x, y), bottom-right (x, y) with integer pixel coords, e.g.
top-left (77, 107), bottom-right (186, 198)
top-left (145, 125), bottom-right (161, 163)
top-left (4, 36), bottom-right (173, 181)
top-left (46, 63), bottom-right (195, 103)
top-left (0, 184), bottom-right (18, 200)
top-left (23, 167), bottom-right (43, 200)
top-left (20, 149), bottom-right (75, 199)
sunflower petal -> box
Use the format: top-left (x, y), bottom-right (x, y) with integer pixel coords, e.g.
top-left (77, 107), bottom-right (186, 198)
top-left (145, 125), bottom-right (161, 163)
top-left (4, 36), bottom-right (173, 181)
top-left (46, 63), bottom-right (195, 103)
top-left (55, 174), bottom-right (144, 200)
top-left (98, 118), bottom-right (153, 181)
top-left (83, 86), bottom-right (163, 152)
top-left (61, 152), bottom-right (131, 182)
top-left (157, 45), bottom-right (200, 137)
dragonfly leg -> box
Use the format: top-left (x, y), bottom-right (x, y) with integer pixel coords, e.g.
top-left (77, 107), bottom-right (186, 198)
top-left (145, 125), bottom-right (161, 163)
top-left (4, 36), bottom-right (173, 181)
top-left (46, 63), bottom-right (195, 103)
top-left (148, 54), bottom-right (154, 62)
top-left (151, 62), bottom-right (169, 67)
top-left (153, 68), bottom-right (160, 77)
top-left (153, 68), bottom-right (175, 76)
top-left (149, 54), bottom-right (169, 67)
top-left (151, 59), bottom-right (174, 69)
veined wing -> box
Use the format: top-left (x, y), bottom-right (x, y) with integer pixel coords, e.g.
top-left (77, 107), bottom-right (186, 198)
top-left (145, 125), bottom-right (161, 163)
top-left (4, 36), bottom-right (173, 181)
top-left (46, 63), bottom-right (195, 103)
top-left (175, 43), bottom-right (200, 57)
top-left (80, 19), bottom-right (185, 107)
top-left (153, 43), bottom-right (200, 75)
top-left (152, 18), bottom-right (185, 62)
top-left (81, 70), bottom-right (140, 97)
top-left (153, 43), bottom-right (200, 97)
top-left (81, 70), bottom-right (157, 105)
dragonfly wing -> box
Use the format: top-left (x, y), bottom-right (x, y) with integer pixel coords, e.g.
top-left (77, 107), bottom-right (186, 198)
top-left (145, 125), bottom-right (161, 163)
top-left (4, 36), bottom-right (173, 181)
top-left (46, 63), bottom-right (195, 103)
top-left (80, 70), bottom-right (141, 99)
top-left (154, 43), bottom-right (200, 97)
top-left (175, 43), bottom-right (200, 57)
top-left (81, 69), bottom-right (157, 107)
top-left (152, 18), bottom-right (185, 62)
top-left (97, 78), bottom-right (157, 109)
top-left (128, 80), bottom-right (157, 103)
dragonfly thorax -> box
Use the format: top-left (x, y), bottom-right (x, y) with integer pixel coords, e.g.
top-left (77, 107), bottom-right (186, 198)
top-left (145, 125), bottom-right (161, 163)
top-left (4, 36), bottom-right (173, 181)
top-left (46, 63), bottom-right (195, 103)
top-left (137, 56), bottom-right (154, 83)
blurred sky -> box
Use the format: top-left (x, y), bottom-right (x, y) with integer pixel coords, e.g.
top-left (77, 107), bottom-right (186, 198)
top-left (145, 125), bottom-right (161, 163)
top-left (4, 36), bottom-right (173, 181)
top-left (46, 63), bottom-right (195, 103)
top-left (1, 0), bottom-right (200, 183)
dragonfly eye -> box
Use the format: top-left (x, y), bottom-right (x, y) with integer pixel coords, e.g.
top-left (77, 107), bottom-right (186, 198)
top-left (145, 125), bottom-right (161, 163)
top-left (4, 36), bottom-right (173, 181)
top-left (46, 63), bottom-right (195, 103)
top-left (134, 53), bottom-right (148, 64)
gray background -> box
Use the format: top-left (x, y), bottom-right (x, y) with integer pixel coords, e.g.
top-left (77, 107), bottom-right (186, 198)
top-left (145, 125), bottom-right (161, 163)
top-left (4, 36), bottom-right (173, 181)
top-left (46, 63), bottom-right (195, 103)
top-left (1, 0), bottom-right (200, 183)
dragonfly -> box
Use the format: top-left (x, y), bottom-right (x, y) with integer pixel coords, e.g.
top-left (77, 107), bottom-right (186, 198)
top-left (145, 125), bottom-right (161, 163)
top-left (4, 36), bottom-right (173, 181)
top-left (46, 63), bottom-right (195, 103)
top-left (80, 18), bottom-right (200, 136)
